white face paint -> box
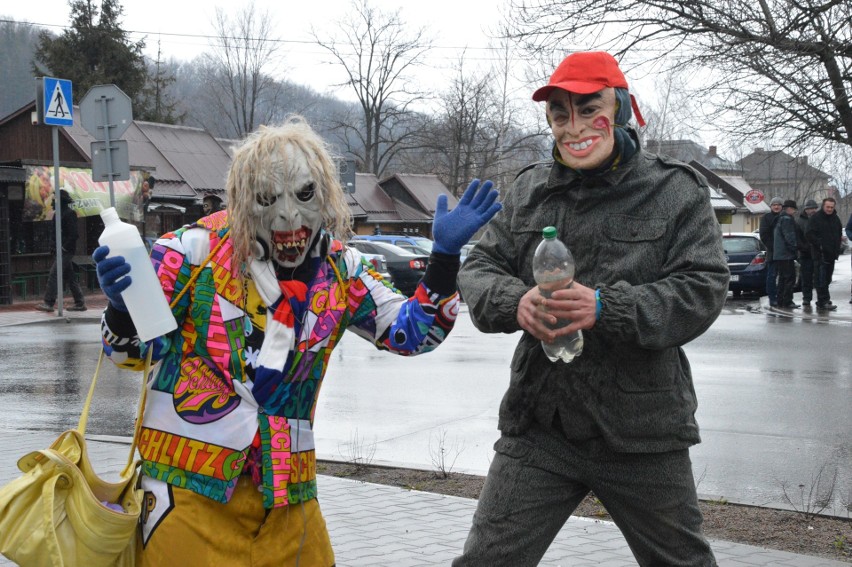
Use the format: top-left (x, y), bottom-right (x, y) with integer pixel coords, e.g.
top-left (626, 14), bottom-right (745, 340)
top-left (251, 145), bottom-right (323, 268)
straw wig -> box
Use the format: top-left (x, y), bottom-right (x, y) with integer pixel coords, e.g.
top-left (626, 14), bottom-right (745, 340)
top-left (226, 116), bottom-right (352, 275)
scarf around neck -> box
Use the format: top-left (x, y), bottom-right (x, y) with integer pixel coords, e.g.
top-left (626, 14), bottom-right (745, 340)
top-left (247, 232), bottom-right (327, 411)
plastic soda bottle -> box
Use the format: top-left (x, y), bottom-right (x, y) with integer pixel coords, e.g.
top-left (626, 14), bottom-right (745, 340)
top-left (98, 207), bottom-right (177, 342)
top-left (532, 226), bottom-right (584, 363)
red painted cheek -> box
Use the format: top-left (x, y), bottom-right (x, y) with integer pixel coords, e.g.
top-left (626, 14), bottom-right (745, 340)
top-left (592, 116), bottom-right (611, 130)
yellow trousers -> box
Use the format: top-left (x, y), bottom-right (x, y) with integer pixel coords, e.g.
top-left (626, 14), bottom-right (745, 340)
top-left (138, 475), bottom-right (335, 566)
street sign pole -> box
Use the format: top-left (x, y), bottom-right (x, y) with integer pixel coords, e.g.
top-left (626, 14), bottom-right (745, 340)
top-left (97, 92), bottom-right (117, 207)
top-left (80, 85), bottom-right (133, 210)
top-left (38, 76), bottom-right (74, 317)
top-left (52, 126), bottom-right (64, 317)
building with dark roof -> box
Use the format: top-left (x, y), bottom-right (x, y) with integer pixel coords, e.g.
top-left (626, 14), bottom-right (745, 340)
top-left (647, 139), bottom-right (767, 232)
top-left (690, 162), bottom-right (769, 233)
top-left (0, 99), bottom-right (456, 303)
top-left (737, 148), bottom-right (831, 207)
top-left (0, 100), bottom-right (232, 303)
top-left (646, 139), bottom-right (709, 165)
top-left (348, 173), bottom-right (457, 238)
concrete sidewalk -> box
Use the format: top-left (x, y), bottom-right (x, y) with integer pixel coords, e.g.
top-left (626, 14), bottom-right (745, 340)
top-left (0, 293), bottom-right (107, 327)
top-left (0, 294), bottom-right (850, 565)
top-left (0, 430), bottom-right (847, 566)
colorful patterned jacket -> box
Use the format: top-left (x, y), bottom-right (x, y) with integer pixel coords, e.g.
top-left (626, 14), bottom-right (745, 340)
top-left (101, 211), bottom-right (460, 508)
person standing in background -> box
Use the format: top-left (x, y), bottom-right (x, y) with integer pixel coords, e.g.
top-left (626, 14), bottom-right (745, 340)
top-left (796, 199), bottom-right (819, 307)
top-left (759, 197), bottom-right (783, 306)
top-left (806, 197), bottom-right (843, 311)
top-left (35, 190), bottom-right (87, 312)
top-left (773, 200), bottom-right (799, 309)
top-left (846, 210), bottom-right (852, 303)
top-left (202, 194), bottom-right (223, 216)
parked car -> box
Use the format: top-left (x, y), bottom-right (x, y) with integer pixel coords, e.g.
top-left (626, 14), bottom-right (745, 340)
top-left (358, 252), bottom-right (392, 282)
top-left (348, 240), bottom-right (428, 296)
top-left (352, 234), bottom-right (433, 256)
top-left (723, 233), bottom-right (768, 297)
top-left (396, 242), bottom-right (432, 255)
top-left (459, 240), bottom-right (478, 264)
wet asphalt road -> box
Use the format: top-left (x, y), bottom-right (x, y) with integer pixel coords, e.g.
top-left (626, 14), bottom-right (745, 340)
top-left (0, 293), bottom-right (849, 514)
top-left (684, 301), bottom-right (852, 511)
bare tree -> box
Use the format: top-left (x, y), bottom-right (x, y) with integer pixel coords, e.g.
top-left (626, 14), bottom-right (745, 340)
top-left (312, 0), bottom-right (432, 176)
top-left (202, 1), bottom-right (285, 138)
top-left (336, 428), bottom-right (376, 471)
top-left (637, 69), bottom-right (706, 146)
top-left (823, 144), bottom-right (852, 218)
top-left (426, 54), bottom-right (498, 194)
top-left (486, 34), bottom-right (550, 189)
top-left (412, 43), bottom-right (546, 195)
top-left (504, 0), bottom-right (852, 152)
top-left (168, 55), bottom-right (342, 140)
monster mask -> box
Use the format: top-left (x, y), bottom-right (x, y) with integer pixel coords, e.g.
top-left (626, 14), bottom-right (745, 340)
top-left (226, 118), bottom-right (351, 276)
top-left (250, 144), bottom-right (324, 269)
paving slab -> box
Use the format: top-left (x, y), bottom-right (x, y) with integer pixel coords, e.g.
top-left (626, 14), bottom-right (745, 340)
top-left (0, 431), bottom-right (848, 566)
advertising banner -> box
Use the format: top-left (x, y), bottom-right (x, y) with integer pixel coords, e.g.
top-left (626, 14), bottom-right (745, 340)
top-left (23, 165), bottom-right (147, 222)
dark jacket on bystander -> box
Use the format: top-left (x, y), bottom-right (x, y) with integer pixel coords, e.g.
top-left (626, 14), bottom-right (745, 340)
top-left (773, 211), bottom-right (797, 261)
top-left (795, 212), bottom-right (812, 258)
top-left (759, 211), bottom-right (779, 257)
top-left (806, 209), bottom-right (843, 262)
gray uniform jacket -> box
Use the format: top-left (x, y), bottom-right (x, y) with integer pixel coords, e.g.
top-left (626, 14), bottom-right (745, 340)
top-left (773, 212), bottom-right (797, 261)
top-left (458, 147), bottom-right (729, 453)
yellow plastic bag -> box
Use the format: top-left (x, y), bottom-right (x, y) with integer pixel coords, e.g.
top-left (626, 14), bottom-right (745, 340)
top-left (0, 349), bottom-right (152, 567)
top-left (0, 430), bottom-right (140, 567)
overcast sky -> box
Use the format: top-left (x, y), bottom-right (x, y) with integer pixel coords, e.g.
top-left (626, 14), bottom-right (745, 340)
top-left (3, 0), bottom-right (529, 102)
top-left (5, 0), bottom-right (751, 161)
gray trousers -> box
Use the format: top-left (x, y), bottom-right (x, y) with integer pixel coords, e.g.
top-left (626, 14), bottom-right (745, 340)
top-left (44, 252), bottom-right (85, 307)
top-left (453, 426), bottom-right (716, 567)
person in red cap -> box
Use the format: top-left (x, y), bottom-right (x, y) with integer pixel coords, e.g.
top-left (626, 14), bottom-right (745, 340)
top-left (456, 51), bottom-right (727, 566)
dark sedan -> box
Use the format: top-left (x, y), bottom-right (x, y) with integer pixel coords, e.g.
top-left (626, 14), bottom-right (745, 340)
top-left (723, 233), bottom-right (768, 297)
top-left (348, 240), bottom-right (428, 296)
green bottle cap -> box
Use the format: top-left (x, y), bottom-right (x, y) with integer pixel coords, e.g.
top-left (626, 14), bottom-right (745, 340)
top-left (542, 226), bottom-right (557, 239)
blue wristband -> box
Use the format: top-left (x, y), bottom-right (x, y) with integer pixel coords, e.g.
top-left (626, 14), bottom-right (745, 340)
top-left (595, 289), bottom-right (602, 320)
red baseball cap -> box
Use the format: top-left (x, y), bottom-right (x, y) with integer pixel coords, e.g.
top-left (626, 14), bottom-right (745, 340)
top-left (532, 51), bottom-right (645, 126)
top-left (532, 51), bottom-right (628, 101)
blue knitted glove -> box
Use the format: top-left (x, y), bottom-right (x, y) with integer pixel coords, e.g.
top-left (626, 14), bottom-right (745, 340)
top-left (93, 245), bottom-right (131, 312)
top-left (432, 179), bottom-right (502, 255)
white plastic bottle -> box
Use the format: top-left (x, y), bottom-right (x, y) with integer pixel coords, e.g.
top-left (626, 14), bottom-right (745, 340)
top-left (98, 207), bottom-right (177, 342)
top-left (532, 226), bottom-right (584, 363)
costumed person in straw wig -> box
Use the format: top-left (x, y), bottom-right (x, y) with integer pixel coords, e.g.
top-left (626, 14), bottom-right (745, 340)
top-left (94, 115), bottom-right (501, 565)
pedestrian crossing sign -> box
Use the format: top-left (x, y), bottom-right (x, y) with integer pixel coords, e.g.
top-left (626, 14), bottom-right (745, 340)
top-left (42, 78), bottom-right (73, 127)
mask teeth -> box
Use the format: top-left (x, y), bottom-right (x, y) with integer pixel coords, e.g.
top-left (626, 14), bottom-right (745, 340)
top-left (275, 237), bottom-right (309, 251)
